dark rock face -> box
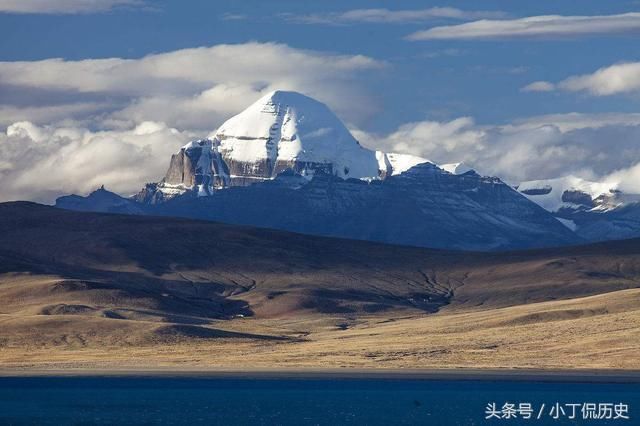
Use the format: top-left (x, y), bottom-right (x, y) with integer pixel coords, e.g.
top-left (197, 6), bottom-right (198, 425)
top-left (149, 164), bottom-right (579, 251)
top-left (164, 149), bottom-right (193, 186)
top-left (520, 186), bottom-right (552, 196)
top-left (561, 190), bottom-right (595, 208)
top-left (217, 158), bottom-right (336, 188)
top-left (136, 138), bottom-right (368, 202)
top-left (132, 183), bottom-right (167, 205)
top-left (161, 140), bottom-right (218, 192)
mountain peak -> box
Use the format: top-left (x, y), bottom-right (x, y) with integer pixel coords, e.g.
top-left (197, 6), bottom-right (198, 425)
top-left (212, 89), bottom-right (352, 142)
top-left (260, 89), bottom-right (316, 104)
top-left (142, 91), bottom-right (442, 201)
top-left (209, 90), bottom-right (381, 181)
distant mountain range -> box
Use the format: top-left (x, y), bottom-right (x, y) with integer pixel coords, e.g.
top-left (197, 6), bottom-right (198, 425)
top-left (60, 161), bottom-right (578, 251)
top-left (54, 90), bottom-right (640, 250)
top-left (517, 176), bottom-right (640, 241)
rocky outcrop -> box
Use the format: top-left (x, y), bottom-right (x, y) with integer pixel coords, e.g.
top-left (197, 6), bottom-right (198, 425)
top-left (137, 139), bottom-right (231, 201)
top-left (561, 189), bottom-right (595, 209)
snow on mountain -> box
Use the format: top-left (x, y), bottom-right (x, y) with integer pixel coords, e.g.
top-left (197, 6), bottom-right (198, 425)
top-left (441, 162), bottom-right (473, 175)
top-left (516, 175), bottom-right (640, 241)
top-left (382, 152), bottom-right (432, 176)
top-left (209, 90), bottom-right (381, 181)
top-left (517, 176), bottom-right (618, 213)
top-left (374, 151), bottom-right (433, 178)
top-left (137, 90), bottom-right (460, 201)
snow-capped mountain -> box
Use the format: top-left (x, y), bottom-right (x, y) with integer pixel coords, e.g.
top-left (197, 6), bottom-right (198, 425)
top-left (213, 90), bottom-right (380, 179)
top-left (517, 175), bottom-right (640, 240)
top-left (517, 176), bottom-right (620, 214)
top-left (56, 90), bottom-right (583, 251)
top-left (137, 90), bottom-right (435, 202)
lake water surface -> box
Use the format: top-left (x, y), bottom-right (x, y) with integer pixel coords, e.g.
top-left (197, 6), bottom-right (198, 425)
top-left (0, 376), bottom-right (638, 425)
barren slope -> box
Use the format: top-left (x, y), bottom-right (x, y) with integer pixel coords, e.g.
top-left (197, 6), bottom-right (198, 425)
top-left (0, 202), bottom-right (639, 369)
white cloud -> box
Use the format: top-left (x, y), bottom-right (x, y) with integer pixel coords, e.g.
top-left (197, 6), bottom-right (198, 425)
top-left (0, 44), bottom-right (384, 94)
top-left (110, 84), bottom-right (266, 131)
top-left (407, 12), bottom-right (640, 40)
top-left (0, 102), bottom-right (110, 128)
top-left (513, 112), bottom-right (640, 132)
top-left (355, 117), bottom-right (485, 159)
top-left (521, 81), bottom-right (555, 92)
top-left (280, 7), bottom-right (505, 25)
top-left (220, 13), bottom-right (247, 21)
top-left (357, 113), bottom-right (640, 185)
top-left (523, 62), bottom-right (640, 97)
top-left (605, 163), bottom-right (640, 193)
top-left (5, 111), bottom-right (640, 203)
top-left (558, 62), bottom-right (640, 95)
top-left (0, 0), bottom-right (145, 14)
top-left (0, 121), bottom-right (195, 203)
top-left (0, 42), bottom-right (386, 131)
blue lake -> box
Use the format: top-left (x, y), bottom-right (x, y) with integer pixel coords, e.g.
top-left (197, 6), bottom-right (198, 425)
top-left (0, 376), bottom-right (638, 425)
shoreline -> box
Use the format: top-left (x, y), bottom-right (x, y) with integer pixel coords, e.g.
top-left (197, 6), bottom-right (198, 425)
top-left (2, 368), bottom-right (640, 383)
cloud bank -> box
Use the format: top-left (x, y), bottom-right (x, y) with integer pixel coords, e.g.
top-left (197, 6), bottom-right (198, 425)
top-left (279, 7), bottom-right (505, 25)
top-left (0, 0), bottom-right (144, 14)
top-left (0, 121), bottom-right (193, 203)
top-left (356, 113), bottom-right (640, 191)
top-left (0, 42), bottom-right (386, 131)
top-left (5, 111), bottom-right (640, 202)
top-left (523, 62), bottom-right (640, 96)
top-left (407, 13), bottom-right (640, 40)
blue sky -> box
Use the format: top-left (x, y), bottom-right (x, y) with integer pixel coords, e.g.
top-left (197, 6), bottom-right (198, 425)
top-left (2, 0), bottom-right (640, 130)
top-left (2, 0), bottom-right (640, 201)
